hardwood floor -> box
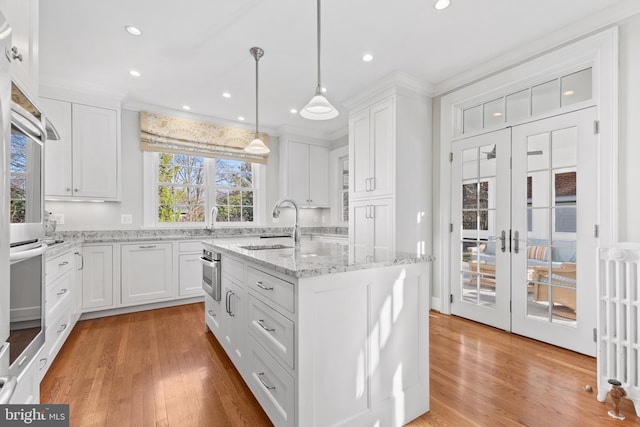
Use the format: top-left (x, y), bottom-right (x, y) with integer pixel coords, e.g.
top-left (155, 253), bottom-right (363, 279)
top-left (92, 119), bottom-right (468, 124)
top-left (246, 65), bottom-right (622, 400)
top-left (41, 304), bottom-right (639, 426)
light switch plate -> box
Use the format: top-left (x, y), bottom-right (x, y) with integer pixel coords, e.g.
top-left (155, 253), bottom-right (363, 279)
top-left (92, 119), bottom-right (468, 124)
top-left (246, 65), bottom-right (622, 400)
top-left (121, 214), bottom-right (133, 224)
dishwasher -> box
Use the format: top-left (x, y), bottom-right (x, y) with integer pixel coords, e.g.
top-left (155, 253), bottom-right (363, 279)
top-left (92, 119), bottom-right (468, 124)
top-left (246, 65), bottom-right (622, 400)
top-left (201, 249), bottom-right (221, 301)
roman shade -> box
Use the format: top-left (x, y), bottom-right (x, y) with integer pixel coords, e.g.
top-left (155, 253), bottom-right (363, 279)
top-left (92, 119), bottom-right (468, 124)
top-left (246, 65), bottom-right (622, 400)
top-left (139, 111), bottom-right (269, 164)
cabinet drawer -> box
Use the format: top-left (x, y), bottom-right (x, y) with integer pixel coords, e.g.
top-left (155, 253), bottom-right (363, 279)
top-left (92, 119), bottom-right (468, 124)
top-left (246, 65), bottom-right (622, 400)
top-left (247, 267), bottom-right (294, 314)
top-left (222, 255), bottom-right (244, 283)
top-left (179, 241), bottom-right (202, 253)
top-left (247, 335), bottom-right (295, 427)
top-left (204, 294), bottom-right (222, 338)
top-left (46, 301), bottom-right (74, 364)
top-left (46, 271), bottom-right (73, 327)
top-left (46, 251), bottom-right (74, 285)
top-left (248, 295), bottom-right (294, 370)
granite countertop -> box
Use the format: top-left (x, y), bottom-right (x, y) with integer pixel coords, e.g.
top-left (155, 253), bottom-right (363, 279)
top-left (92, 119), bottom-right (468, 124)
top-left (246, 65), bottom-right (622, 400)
top-left (204, 237), bottom-right (432, 278)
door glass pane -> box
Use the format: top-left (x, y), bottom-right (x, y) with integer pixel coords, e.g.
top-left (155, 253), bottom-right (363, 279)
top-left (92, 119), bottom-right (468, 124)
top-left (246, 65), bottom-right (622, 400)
top-left (483, 98), bottom-right (504, 128)
top-left (524, 122), bottom-right (577, 328)
top-left (532, 79), bottom-right (560, 116)
top-left (506, 89), bottom-right (529, 122)
top-left (460, 143), bottom-right (497, 309)
top-left (463, 105), bottom-right (482, 133)
top-left (561, 68), bottom-right (592, 107)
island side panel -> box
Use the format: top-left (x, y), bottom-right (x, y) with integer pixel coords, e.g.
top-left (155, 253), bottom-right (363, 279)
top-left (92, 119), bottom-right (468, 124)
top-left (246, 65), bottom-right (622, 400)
top-left (297, 262), bottom-right (430, 427)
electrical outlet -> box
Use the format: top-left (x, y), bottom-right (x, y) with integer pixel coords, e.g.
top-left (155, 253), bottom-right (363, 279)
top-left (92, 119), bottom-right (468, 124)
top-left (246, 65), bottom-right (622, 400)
top-left (314, 216), bottom-right (319, 223)
top-left (272, 217), bottom-right (279, 223)
top-left (121, 214), bottom-right (133, 224)
top-left (52, 213), bottom-right (65, 225)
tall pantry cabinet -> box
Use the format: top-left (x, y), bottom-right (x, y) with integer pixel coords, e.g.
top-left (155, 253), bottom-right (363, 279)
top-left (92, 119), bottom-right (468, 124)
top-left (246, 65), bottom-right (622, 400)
top-left (348, 84), bottom-right (432, 256)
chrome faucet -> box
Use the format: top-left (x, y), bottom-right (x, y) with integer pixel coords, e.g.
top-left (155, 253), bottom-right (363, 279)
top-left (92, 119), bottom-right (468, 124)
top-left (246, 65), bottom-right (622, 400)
top-left (272, 198), bottom-right (300, 246)
top-left (209, 206), bottom-right (218, 230)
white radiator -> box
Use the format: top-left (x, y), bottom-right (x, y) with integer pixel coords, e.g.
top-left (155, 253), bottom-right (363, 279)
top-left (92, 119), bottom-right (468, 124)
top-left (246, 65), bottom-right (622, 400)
top-left (597, 244), bottom-right (640, 416)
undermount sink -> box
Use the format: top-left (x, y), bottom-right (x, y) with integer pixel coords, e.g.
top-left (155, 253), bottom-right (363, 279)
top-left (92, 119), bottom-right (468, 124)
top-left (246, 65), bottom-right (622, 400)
top-left (239, 244), bottom-right (293, 251)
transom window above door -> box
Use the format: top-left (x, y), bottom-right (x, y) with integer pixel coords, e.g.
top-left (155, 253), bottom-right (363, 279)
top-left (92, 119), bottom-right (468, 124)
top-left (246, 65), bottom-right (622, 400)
top-left (461, 68), bottom-right (592, 135)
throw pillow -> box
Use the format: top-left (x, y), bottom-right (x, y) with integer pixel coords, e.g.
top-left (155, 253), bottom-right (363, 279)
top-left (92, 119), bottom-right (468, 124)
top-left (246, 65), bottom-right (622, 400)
top-left (528, 245), bottom-right (549, 261)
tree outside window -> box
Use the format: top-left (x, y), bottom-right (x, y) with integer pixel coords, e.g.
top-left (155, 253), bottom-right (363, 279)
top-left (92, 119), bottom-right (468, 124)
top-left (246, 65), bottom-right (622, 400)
top-left (215, 159), bottom-right (254, 222)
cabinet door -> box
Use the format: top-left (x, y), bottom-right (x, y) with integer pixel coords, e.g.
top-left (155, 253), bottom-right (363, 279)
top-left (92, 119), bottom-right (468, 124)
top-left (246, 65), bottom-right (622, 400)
top-left (3, 0), bottom-right (39, 99)
top-left (222, 275), bottom-right (245, 369)
top-left (370, 99), bottom-right (394, 197)
top-left (72, 104), bottom-right (118, 199)
top-left (308, 144), bottom-right (329, 206)
top-left (82, 245), bottom-right (114, 311)
top-left (121, 243), bottom-right (173, 305)
top-left (73, 249), bottom-right (83, 321)
top-left (372, 199), bottom-right (394, 249)
top-left (286, 141), bottom-right (310, 204)
top-left (349, 109), bottom-right (371, 198)
top-left (41, 98), bottom-right (73, 198)
top-left (350, 202), bottom-right (373, 247)
top-left (178, 253), bottom-right (204, 297)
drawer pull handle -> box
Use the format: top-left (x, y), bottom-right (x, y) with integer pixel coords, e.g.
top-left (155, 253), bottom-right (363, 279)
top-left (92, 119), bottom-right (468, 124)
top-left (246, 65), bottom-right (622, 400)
top-left (139, 245), bottom-right (156, 249)
top-left (255, 281), bottom-right (274, 291)
top-left (257, 320), bottom-right (275, 332)
top-left (39, 358), bottom-right (48, 369)
top-left (208, 310), bottom-right (216, 318)
top-left (57, 288), bottom-right (68, 296)
top-left (58, 261), bottom-right (69, 266)
top-left (258, 373), bottom-right (276, 390)
top-left (57, 324), bottom-right (68, 334)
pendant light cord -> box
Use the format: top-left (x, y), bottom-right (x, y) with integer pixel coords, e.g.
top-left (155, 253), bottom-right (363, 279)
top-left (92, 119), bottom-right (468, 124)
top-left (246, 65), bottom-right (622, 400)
top-left (255, 52), bottom-right (259, 138)
top-left (316, 0), bottom-right (322, 95)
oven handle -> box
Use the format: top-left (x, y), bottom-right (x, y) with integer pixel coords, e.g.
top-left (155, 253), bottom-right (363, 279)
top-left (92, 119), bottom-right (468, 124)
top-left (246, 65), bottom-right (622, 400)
top-left (11, 101), bottom-right (46, 144)
top-left (200, 257), bottom-right (219, 268)
top-left (10, 243), bottom-right (48, 263)
top-left (0, 376), bottom-right (18, 404)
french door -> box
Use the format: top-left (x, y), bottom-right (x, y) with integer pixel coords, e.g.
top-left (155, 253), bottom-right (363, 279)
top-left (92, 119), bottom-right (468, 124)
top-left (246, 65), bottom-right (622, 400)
top-left (450, 108), bottom-right (598, 356)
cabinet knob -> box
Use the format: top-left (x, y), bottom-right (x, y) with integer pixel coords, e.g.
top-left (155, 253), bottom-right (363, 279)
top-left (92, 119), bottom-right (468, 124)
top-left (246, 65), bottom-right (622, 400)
top-left (74, 188), bottom-right (79, 192)
top-left (65, 188), bottom-right (71, 192)
top-left (11, 46), bottom-right (22, 62)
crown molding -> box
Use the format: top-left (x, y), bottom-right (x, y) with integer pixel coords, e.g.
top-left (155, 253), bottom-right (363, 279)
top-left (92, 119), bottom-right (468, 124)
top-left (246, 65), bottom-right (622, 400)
top-left (342, 71), bottom-right (434, 113)
top-left (40, 78), bottom-right (124, 109)
top-left (433, 0), bottom-right (640, 96)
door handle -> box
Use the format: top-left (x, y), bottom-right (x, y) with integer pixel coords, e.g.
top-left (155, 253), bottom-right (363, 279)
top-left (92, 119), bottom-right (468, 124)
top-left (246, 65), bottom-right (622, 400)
top-left (513, 230), bottom-right (520, 254)
top-left (499, 230), bottom-right (506, 253)
top-left (228, 292), bottom-right (235, 317)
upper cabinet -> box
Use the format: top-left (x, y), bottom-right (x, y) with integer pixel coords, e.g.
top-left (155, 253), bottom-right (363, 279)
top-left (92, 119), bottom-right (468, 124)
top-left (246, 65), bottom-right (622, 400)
top-left (280, 139), bottom-right (329, 208)
top-left (0, 0), bottom-right (39, 99)
top-left (41, 97), bottom-right (120, 201)
top-left (349, 99), bottom-right (394, 200)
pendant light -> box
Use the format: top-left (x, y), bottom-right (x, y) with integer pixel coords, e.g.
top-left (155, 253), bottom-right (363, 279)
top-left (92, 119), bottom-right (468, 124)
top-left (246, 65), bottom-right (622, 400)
top-left (245, 47), bottom-right (270, 154)
top-left (300, 0), bottom-right (338, 120)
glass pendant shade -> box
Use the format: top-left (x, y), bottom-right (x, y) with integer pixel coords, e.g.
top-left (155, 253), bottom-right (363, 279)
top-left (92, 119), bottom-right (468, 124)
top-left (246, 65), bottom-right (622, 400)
top-left (245, 136), bottom-right (270, 154)
top-left (301, 93), bottom-right (338, 120)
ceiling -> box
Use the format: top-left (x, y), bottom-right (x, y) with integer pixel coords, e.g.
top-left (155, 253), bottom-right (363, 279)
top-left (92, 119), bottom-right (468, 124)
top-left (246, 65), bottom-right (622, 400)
top-left (39, 0), bottom-right (633, 139)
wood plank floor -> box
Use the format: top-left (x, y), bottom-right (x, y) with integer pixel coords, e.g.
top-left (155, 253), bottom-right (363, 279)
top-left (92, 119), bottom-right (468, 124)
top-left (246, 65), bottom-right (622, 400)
top-left (41, 304), bottom-right (639, 426)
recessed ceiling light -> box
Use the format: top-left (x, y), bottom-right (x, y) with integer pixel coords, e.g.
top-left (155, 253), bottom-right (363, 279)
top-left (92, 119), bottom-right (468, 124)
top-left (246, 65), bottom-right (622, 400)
top-left (362, 54), bottom-right (374, 62)
top-left (563, 90), bottom-right (575, 96)
top-left (238, 116), bottom-right (245, 121)
top-left (493, 112), bottom-right (503, 117)
top-left (125, 25), bottom-right (142, 36)
top-left (290, 108), bottom-right (298, 114)
top-left (182, 105), bottom-right (191, 111)
top-left (129, 70), bottom-right (141, 77)
top-left (321, 87), bottom-right (327, 93)
top-left (434, 0), bottom-right (450, 10)
top-left (222, 92), bottom-right (231, 98)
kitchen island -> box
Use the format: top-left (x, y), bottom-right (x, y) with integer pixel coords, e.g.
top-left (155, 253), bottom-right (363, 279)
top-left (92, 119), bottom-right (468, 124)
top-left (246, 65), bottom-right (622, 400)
top-left (202, 238), bottom-right (430, 427)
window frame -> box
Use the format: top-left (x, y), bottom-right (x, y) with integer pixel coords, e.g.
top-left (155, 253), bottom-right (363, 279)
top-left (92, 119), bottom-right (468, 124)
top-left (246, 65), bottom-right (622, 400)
top-left (143, 151), bottom-right (265, 228)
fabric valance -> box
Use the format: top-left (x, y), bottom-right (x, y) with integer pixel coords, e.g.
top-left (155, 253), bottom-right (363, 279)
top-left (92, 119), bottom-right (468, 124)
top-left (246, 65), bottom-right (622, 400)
top-left (139, 111), bottom-right (269, 164)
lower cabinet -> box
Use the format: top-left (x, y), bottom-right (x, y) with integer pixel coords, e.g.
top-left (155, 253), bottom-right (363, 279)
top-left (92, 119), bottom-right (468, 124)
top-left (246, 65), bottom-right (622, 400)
top-left (10, 347), bottom-right (42, 405)
top-left (221, 273), bottom-right (245, 368)
top-left (121, 242), bottom-right (173, 304)
top-left (82, 245), bottom-right (114, 311)
top-left (204, 294), bottom-right (222, 337)
top-left (178, 253), bottom-right (203, 297)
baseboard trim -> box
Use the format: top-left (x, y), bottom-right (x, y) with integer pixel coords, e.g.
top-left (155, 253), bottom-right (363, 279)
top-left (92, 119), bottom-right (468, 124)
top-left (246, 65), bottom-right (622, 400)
top-left (79, 296), bottom-right (204, 320)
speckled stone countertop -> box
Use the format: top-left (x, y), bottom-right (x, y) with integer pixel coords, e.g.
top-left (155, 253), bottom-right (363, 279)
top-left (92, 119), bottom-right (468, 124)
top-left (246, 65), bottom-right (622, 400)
top-left (43, 226), bottom-right (347, 259)
top-left (204, 237), bottom-right (432, 278)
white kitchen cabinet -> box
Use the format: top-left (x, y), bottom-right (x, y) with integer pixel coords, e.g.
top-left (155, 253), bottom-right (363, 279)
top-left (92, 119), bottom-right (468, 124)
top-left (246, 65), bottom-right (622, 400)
top-left (280, 139), bottom-right (329, 207)
top-left (204, 293), bottom-right (222, 337)
top-left (177, 241), bottom-right (204, 297)
top-left (82, 245), bottom-right (114, 311)
top-left (121, 242), bottom-right (173, 305)
top-left (351, 198), bottom-right (394, 250)
top-left (0, 0), bottom-right (39, 99)
top-left (221, 273), bottom-right (245, 369)
top-left (348, 88), bottom-right (431, 254)
top-left (349, 98), bottom-right (394, 200)
top-left (73, 249), bottom-right (83, 322)
top-left (41, 97), bottom-right (119, 200)
top-left (9, 347), bottom-right (42, 404)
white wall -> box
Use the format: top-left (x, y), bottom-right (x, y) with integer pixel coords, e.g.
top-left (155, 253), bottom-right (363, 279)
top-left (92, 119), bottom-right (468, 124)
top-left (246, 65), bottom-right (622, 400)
top-left (618, 13), bottom-right (640, 241)
top-left (45, 109), bottom-right (329, 230)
